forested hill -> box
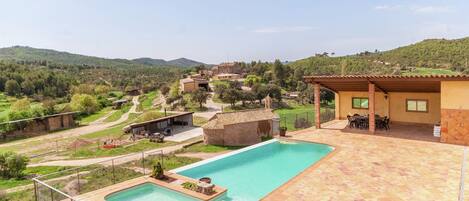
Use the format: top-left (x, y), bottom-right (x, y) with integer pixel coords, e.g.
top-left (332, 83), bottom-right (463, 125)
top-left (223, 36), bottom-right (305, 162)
top-left (132, 57), bottom-right (205, 67)
top-left (0, 46), bottom-right (205, 68)
top-left (291, 37), bottom-right (469, 75)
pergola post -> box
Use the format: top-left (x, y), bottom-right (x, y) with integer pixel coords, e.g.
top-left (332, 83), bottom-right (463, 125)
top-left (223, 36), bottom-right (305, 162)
top-left (368, 82), bottom-right (375, 133)
top-left (314, 83), bottom-right (321, 129)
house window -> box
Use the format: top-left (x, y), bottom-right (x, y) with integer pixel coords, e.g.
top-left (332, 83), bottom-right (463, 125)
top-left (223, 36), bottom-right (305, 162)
top-left (406, 99), bottom-right (428, 112)
top-left (352, 97), bottom-right (369, 109)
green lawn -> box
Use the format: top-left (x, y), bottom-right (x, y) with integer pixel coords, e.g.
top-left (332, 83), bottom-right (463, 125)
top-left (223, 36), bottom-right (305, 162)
top-left (402, 67), bottom-right (459, 75)
top-left (104, 104), bottom-right (131, 122)
top-left (180, 142), bottom-right (244, 153)
top-left (274, 104), bottom-right (315, 131)
top-left (0, 93), bottom-right (13, 119)
top-left (2, 189), bottom-right (33, 201)
top-left (0, 166), bottom-right (74, 190)
top-left (80, 107), bottom-right (112, 125)
top-left (140, 91), bottom-right (158, 111)
top-left (69, 139), bottom-right (177, 159)
top-left (223, 103), bottom-right (263, 112)
top-left (126, 154), bottom-right (201, 171)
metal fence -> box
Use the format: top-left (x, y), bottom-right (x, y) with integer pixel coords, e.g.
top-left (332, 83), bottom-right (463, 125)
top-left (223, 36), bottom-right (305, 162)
top-left (279, 108), bottom-right (335, 131)
top-left (33, 149), bottom-right (168, 201)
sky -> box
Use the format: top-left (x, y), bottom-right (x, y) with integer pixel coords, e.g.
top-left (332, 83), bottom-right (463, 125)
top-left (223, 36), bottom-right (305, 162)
top-left (1, 0), bottom-right (469, 64)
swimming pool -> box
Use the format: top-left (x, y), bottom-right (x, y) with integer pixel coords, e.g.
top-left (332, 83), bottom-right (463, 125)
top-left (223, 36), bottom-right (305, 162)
top-left (105, 183), bottom-right (200, 201)
top-left (173, 139), bottom-right (333, 201)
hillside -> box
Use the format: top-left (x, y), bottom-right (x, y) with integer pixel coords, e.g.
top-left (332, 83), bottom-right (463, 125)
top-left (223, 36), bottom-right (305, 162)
top-left (291, 37), bottom-right (469, 75)
top-left (0, 46), bottom-right (205, 68)
top-left (132, 57), bottom-right (204, 67)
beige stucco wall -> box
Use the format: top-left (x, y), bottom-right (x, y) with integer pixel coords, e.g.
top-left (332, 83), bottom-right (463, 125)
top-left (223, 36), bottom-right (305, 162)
top-left (336, 91), bottom-right (388, 118)
top-left (336, 91), bottom-right (439, 124)
top-left (441, 81), bottom-right (469, 110)
top-left (388, 92), bottom-right (440, 124)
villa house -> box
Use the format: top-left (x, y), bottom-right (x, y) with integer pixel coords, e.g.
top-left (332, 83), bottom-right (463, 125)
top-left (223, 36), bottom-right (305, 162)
top-left (304, 75), bottom-right (469, 145)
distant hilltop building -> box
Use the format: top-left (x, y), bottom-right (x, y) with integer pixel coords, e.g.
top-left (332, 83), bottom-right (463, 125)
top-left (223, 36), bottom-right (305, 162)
top-left (211, 62), bottom-right (242, 75)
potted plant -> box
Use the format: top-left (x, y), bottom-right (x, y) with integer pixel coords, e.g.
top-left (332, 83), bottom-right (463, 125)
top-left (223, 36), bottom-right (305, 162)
top-left (151, 162), bottom-right (166, 180)
top-left (279, 126), bottom-right (287, 137)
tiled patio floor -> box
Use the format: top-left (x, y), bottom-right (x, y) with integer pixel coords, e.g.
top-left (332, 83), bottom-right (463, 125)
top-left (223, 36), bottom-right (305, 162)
top-left (264, 120), bottom-right (467, 201)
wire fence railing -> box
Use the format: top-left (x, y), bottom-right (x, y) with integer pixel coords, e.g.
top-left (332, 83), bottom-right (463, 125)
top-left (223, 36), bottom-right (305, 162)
top-left (32, 149), bottom-right (168, 201)
top-left (278, 108), bottom-right (335, 131)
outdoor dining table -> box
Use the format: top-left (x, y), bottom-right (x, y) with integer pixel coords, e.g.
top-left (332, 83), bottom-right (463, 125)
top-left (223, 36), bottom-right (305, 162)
top-left (351, 115), bottom-right (385, 129)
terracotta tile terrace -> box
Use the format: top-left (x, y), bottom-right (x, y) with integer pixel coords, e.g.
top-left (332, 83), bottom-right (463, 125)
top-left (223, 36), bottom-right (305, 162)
top-left (263, 120), bottom-right (467, 201)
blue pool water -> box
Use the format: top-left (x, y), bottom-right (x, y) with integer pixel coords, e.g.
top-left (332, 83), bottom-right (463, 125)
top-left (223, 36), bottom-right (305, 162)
top-left (105, 183), bottom-right (200, 201)
top-left (176, 140), bottom-right (333, 201)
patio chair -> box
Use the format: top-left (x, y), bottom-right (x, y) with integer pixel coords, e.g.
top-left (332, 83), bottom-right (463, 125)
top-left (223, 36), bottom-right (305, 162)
top-left (383, 116), bottom-right (390, 130)
top-left (356, 118), bottom-right (366, 129)
top-left (347, 115), bottom-right (356, 128)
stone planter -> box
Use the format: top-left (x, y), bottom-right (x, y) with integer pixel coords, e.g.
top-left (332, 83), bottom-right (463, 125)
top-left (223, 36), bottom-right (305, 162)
top-left (279, 127), bottom-right (287, 137)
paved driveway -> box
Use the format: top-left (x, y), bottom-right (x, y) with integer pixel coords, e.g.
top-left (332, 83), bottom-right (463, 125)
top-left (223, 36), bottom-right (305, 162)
top-left (165, 127), bottom-right (203, 142)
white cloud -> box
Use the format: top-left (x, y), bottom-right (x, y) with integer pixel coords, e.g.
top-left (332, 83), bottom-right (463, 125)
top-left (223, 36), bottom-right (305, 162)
top-left (374, 5), bottom-right (452, 14)
top-left (374, 5), bottom-right (402, 10)
top-left (411, 6), bottom-right (452, 14)
top-left (252, 26), bottom-right (315, 33)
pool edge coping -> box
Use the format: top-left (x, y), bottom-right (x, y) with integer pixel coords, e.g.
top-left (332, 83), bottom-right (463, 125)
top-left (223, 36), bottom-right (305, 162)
top-left (171, 137), bottom-right (337, 201)
top-left (260, 137), bottom-right (339, 200)
top-left (170, 138), bottom-right (279, 173)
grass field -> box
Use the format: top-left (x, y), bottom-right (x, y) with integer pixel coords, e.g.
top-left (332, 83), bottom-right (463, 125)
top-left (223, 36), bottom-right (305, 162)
top-left (0, 166), bottom-right (74, 190)
top-left (69, 139), bottom-right (178, 159)
top-left (274, 104), bottom-right (315, 131)
top-left (104, 104), bottom-right (131, 122)
top-left (179, 142), bottom-right (243, 153)
top-left (402, 67), bottom-right (459, 75)
top-left (80, 107), bottom-right (112, 125)
top-left (0, 93), bottom-right (14, 119)
top-left (140, 91), bottom-right (158, 111)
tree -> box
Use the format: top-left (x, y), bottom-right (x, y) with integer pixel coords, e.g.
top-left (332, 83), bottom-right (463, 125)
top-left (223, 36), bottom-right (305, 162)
top-left (160, 85), bottom-right (170, 96)
top-left (222, 88), bottom-right (240, 106)
top-left (94, 85), bottom-right (111, 95)
top-left (4, 80), bottom-right (20, 96)
top-left (244, 75), bottom-right (261, 87)
top-left (252, 84), bottom-right (268, 104)
top-left (21, 80), bottom-right (35, 96)
top-left (320, 90), bottom-right (335, 104)
top-left (265, 84), bottom-right (282, 103)
top-left (8, 99), bottom-right (33, 125)
top-left (42, 99), bottom-right (57, 115)
top-left (272, 59), bottom-right (286, 87)
top-left (0, 152), bottom-right (29, 179)
top-left (190, 88), bottom-right (210, 109)
top-left (228, 80), bottom-right (242, 90)
top-left (70, 94), bottom-right (99, 115)
top-left (0, 76), bottom-right (7, 91)
top-left (213, 82), bottom-right (228, 99)
top-left (240, 90), bottom-right (256, 106)
top-left (72, 84), bottom-right (95, 95)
